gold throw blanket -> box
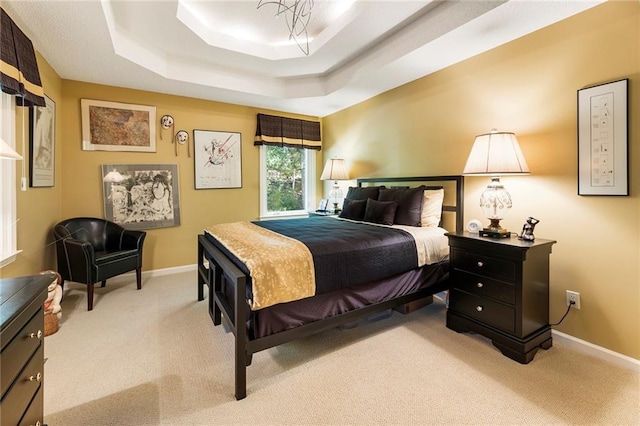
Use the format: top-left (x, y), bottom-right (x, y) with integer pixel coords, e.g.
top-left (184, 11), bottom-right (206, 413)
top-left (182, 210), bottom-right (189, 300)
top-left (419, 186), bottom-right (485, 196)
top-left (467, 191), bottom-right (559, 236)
top-left (205, 222), bottom-right (316, 310)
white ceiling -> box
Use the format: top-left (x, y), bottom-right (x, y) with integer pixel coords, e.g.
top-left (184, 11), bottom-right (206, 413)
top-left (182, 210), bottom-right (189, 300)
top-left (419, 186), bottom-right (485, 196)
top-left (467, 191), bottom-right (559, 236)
top-left (4, 0), bottom-right (603, 117)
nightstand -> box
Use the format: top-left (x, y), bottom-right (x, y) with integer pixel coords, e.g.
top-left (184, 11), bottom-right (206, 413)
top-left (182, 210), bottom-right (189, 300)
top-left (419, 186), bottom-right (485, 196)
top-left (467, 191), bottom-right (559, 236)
top-left (445, 232), bottom-right (556, 364)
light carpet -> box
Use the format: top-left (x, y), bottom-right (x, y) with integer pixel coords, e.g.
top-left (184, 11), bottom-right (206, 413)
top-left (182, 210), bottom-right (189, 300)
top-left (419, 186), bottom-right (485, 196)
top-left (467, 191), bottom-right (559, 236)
top-left (43, 271), bottom-right (639, 425)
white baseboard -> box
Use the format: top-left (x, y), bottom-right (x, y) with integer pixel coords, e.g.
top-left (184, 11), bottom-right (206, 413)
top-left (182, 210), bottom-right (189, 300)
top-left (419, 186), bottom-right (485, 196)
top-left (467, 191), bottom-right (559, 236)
top-left (142, 263), bottom-right (197, 278)
top-left (552, 330), bottom-right (640, 373)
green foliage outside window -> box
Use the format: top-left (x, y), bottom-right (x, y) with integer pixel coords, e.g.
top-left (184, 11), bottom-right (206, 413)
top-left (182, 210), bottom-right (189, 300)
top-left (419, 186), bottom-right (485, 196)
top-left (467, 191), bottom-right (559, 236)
top-left (266, 145), bottom-right (306, 212)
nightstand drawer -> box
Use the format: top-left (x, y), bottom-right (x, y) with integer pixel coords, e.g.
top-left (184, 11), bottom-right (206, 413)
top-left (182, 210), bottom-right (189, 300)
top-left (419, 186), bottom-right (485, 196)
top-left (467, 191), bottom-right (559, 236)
top-left (451, 249), bottom-right (516, 282)
top-left (449, 289), bottom-right (515, 334)
top-left (453, 271), bottom-right (516, 305)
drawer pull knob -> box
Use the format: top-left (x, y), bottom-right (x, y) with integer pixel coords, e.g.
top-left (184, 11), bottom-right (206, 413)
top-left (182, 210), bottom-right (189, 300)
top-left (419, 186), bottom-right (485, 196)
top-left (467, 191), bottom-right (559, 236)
top-left (33, 422), bottom-right (41, 426)
top-left (29, 330), bottom-right (43, 339)
top-left (477, 261), bottom-right (484, 267)
top-left (476, 306), bottom-right (483, 312)
top-left (28, 372), bottom-right (42, 382)
top-left (476, 282), bottom-right (484, 288)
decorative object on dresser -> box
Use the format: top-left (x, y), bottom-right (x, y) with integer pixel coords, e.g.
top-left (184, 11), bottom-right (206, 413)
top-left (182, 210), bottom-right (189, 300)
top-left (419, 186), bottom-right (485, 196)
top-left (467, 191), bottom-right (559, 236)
top-left (1, 274), bottom-right (51, 426)
top-left (445, 232), bottom-right (556, 363)
top-left (320, 158), bottom-right (350, 213)
top-left (53, 217), bottom-right (146, 311)
top-left (462, 130), bottom-right (529, 238)
top-left (518, 217), bottom-right (540, 242)
top-left (577, 78), bottom-right (629, 196)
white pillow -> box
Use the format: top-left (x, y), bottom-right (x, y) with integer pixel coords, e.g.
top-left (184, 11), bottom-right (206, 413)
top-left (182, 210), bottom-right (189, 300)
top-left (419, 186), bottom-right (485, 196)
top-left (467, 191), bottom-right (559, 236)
top-left (421, 188), bottom-right (444, 227)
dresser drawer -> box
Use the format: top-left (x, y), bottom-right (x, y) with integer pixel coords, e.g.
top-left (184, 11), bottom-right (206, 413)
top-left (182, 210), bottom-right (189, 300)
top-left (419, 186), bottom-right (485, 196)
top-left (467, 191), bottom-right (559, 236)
top-left (452, 270), bottom-right (516, 305)
top-left (451, 248), bottom-right (516, 282)
top-left (1, 308), bottom-right (44, 396)
top-left (449, 289), bottom-right (515, 334)
top-left (18, 384), bottom-right (43, 426)
top-left (1, 343), bottom-right (44, 426)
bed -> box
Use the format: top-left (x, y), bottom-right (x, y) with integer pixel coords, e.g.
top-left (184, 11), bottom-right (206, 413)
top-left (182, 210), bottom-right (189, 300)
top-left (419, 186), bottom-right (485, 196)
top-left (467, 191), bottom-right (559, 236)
top-left (197, 175), bottom-right (464, 399)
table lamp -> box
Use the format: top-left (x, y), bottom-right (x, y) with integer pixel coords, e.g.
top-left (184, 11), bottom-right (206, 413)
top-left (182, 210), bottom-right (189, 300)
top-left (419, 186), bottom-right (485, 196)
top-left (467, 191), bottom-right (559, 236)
top-left (320, 158), bottom-right (349, 213)
top-left (462, 130), bottom-right (529, 238)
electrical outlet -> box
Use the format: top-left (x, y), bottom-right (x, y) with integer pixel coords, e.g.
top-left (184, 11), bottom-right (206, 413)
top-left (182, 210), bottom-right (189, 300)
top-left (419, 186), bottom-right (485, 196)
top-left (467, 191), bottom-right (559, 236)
top-left (566, 290), bottom-right (581, 310)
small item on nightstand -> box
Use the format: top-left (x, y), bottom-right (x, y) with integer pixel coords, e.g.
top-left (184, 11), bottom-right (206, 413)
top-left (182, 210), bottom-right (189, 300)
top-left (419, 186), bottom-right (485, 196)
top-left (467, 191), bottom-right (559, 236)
top-left (519, 217), bottom-right (539, 241)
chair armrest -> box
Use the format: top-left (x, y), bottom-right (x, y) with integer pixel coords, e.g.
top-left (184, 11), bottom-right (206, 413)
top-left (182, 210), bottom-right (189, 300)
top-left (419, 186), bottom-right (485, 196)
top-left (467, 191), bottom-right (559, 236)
top-left (60, 238), bottom-right (96, 283)
top-left (121, 229), bottom-right (146, 252)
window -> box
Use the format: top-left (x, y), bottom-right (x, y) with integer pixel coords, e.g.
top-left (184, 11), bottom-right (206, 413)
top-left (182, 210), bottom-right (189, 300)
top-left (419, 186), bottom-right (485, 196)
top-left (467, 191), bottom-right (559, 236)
top-left (0, 92), bottom-right (20, 267)
top-left (260, 145), bottom-right (316, 218)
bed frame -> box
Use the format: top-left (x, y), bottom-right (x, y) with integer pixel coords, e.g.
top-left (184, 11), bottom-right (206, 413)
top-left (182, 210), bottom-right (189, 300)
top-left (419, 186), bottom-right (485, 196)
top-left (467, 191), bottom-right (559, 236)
top-left (197, 175), bottom-right (464, 399)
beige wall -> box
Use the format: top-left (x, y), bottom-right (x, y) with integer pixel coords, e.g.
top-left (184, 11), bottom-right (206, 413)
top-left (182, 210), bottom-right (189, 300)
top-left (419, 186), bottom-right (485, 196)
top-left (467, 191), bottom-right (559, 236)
top-left (58, 82), bottom-right (321, 271)
top-left (324, 1), bottom-right (640, 359)
top-left (1, 52), bottom-right (63, 278)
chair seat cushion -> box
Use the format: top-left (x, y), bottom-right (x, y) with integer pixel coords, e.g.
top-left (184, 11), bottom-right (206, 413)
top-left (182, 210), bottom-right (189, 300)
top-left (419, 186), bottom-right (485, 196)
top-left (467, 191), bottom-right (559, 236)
top-left (95, 249), bottom-right (139, 265)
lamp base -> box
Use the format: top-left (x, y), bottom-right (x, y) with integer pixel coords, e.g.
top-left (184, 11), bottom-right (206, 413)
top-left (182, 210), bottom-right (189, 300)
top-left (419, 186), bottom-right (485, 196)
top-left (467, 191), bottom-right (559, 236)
top-left (480, 228), bottom-right (511, 239)
top-left (479, 218), bottom-right (511, 238)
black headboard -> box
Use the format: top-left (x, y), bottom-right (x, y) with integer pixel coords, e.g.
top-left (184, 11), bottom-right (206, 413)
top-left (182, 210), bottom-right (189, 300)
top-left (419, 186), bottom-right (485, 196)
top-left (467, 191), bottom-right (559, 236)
top-left (356, 175), bottom-right (464, 233)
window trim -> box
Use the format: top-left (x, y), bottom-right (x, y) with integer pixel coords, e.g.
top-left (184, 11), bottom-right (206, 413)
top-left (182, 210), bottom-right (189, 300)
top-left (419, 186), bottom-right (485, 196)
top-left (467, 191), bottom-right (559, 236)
top-left (259, 145), bottom-right (316, 220)
top-left (0, 92), bottom-right (21, 267)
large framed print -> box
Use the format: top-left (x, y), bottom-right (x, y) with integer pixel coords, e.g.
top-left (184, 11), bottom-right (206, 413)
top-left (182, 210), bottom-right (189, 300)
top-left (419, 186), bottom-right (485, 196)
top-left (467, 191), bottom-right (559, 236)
top-left (29, 94), bottom-right (55, 187)
top-left (102, 164), bottom-right (180, 230)
top-left (193, 129), bottom-right (242, 189)
top-left (577, 78), bottom-right (628, 196)
top-left (82, 99), bottom-right (156, 152)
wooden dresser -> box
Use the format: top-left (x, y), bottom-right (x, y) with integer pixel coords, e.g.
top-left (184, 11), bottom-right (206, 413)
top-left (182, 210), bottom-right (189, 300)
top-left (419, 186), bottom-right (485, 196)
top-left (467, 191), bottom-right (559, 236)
top-left (1, 274), bottom-right (51, 426)
top-left (445, 232), bottom-right (556, 364)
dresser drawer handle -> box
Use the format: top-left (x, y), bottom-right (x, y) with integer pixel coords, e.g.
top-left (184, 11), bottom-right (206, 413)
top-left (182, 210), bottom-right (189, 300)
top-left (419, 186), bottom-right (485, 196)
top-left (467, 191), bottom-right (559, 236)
top-left (29, 330), bottom-right (43, 339)
top-left (28, 372), bottom-right (42, 382)
top-left (476, 305), bottom-right (483, 312)
top-left (32, 422), bottom-right (41, 426)
top-left (476, 282), bottom-right (484, 288)
top-left (476, 261), bottom-right (484, 267)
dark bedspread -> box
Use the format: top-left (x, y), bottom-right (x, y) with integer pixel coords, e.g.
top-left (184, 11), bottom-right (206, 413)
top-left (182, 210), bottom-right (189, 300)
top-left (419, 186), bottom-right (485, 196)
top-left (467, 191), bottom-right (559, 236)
top-left (253, 216), bottom-right (418, 294)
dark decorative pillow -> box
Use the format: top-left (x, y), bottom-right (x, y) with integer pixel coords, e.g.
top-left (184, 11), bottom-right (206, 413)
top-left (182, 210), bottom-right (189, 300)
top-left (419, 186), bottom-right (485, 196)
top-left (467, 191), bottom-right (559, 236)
top-left (363, 199), bottom-right (398, 226)
top-left (339, 198), bottom-right (367, 221)
top-left (378, 186), bottom-right (425, 227)
top-left (345, 186), bottom-right (385, 201)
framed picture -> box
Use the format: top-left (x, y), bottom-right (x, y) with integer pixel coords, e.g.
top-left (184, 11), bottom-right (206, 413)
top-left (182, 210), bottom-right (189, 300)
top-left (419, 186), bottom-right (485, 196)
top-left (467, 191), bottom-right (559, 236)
top-left (317, 199), bottom-right (328, 211)
top-left (193, 129), bottom-right (242, 189)
top-left (577, 78), bottom-right (628, 196)
top-left (29, 94), bottom-right (55, 187)
top-left (82, 99), bottom-right (156, 152)
top-left (101, 164), bottom-right (180, 230)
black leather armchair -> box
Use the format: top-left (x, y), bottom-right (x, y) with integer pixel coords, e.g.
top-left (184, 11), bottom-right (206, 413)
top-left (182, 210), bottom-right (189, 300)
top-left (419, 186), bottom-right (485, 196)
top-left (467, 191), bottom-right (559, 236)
top-left (53, 217), bottom-right (146, 311)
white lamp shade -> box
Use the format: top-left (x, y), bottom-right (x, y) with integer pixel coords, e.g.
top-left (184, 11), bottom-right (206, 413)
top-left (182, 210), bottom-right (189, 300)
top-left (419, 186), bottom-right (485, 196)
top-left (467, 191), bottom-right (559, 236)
top-left (463, 131), bottom-right (529, 175)
top-left (321, 158), bottom-right (349, 181)
top-left (0, 137), bottom-right (23, 160)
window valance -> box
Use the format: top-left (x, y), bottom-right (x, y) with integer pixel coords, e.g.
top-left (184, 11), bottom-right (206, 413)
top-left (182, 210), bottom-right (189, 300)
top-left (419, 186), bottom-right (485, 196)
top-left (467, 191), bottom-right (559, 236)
top-left (1, 8), bottom-right (45, 107)
top-left (254, 113), bottom-right (321, 151)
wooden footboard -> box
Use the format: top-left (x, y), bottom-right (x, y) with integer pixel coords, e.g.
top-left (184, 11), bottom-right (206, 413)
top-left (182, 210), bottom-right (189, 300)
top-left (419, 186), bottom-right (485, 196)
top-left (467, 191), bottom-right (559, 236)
top-left (197, 175), bottom-right (464, 400)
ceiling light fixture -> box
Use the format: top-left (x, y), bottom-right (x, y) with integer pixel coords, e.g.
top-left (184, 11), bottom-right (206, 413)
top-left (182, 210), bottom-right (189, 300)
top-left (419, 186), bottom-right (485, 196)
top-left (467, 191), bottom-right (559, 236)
top-left (257, 0), bottom-right (314, 56)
